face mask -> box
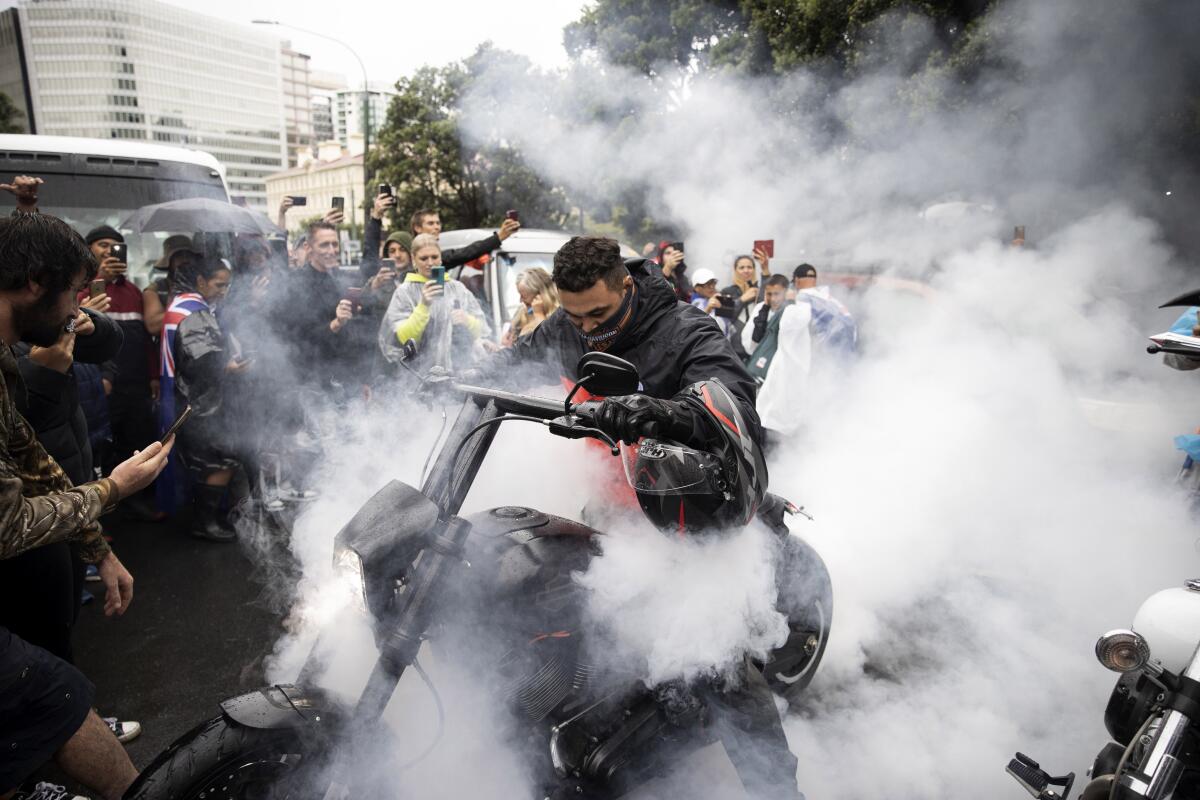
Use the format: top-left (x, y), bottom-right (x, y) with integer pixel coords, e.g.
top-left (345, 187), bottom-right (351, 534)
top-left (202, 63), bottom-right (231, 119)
top-left (582, 281), bottom-right (637, 352)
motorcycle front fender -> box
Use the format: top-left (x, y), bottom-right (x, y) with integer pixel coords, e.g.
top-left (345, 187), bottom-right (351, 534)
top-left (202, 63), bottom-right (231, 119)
top-left (220, 683), bottom-right (342, 731)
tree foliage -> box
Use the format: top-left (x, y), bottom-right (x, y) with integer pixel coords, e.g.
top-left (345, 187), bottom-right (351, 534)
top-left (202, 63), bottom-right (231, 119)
top-left (368, 45), bottom-right (571, 232)
top-left (565, 0), bottom-right (996, 77)
top-left (0, 92), bottom-right (25, 134)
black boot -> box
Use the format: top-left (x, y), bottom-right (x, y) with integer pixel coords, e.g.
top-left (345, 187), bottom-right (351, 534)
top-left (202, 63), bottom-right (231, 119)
top-left (190, 485), bottom-right (237, 543)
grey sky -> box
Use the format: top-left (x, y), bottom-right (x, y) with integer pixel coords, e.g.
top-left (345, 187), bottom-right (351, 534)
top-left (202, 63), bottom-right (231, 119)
top-left (161, 0), bottom-right (589, 89)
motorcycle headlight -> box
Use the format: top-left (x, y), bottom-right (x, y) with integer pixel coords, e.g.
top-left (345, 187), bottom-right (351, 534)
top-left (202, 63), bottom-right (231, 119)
top-left (1096, 629), bottom-right (1151, 673)
top-left (333, 544), bottom-right (368, 613)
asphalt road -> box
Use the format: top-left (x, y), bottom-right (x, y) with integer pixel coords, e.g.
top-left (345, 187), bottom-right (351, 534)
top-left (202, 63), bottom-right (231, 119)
top-left (72, 509), bottom-right (288, 769)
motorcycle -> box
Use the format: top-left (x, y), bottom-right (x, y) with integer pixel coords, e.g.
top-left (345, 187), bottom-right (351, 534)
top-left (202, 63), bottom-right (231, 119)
top-left (125, 352), bottom-right (832, 799)
top-left (1006, 578), bottom-right (1200, 800)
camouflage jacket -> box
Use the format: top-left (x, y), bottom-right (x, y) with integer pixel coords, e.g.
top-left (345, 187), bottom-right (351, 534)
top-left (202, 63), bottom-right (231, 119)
top-left (0, 344), bottom-right (117, 564)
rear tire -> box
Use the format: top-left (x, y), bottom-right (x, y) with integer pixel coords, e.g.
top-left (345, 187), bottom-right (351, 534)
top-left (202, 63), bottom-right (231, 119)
top-left (125, 715), bottom-right (323, 800)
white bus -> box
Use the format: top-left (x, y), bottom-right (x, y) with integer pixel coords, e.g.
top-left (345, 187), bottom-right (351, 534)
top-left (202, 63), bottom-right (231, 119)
top-left (0, 134), bottom-right (229, 281)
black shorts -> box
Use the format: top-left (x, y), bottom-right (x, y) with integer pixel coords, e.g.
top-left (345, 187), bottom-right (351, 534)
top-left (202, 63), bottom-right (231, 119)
top-left (0, 626), bottom-right (94, 793)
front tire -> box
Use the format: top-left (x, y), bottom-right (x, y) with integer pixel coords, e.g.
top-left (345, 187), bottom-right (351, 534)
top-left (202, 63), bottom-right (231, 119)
top-left (125, 715), bottom-right (324, 800)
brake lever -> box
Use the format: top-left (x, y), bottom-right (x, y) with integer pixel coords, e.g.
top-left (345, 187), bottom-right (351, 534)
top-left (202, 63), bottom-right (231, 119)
top-left (548, 415), bottom-right (620, 455)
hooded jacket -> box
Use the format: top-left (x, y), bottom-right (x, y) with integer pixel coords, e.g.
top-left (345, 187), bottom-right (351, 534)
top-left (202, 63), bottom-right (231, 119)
top-left (379, 272), bottom-right (490, 373)
top-left (506, 258), bottom-right (763, 443)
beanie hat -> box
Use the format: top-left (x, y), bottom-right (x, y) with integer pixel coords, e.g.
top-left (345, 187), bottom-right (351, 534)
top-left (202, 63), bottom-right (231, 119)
top-left (385, 230), bottom-right (413, 255)
top-left (85, 225), bottom-right (124, 246)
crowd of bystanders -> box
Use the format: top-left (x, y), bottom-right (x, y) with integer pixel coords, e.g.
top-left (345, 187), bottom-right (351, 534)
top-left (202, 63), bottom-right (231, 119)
top-left (0, 171), bottom-right (863, 798)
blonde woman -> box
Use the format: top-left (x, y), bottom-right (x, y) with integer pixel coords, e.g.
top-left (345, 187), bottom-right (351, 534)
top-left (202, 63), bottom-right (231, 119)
top-left (379, 234), bottom-right (491, 372)
top-left (503, 268), bottom-right (559, 346)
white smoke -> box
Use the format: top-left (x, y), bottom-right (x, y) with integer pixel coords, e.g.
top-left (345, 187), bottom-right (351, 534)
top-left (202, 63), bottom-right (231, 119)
top-left (247, 0), bottom-right (1200, 797)
top-left (450, 0), bottom-right (1200, 797)
top-left (578, 521), bottom-right (789, 686)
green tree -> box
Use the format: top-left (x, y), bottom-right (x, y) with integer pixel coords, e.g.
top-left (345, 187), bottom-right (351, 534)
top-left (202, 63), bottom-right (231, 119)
top-left (0, 92), bottom-right (25, 134)
top-left (565, 0), bottom-right (996, 78)
top-left (369, 45), bottom-right (571, 232)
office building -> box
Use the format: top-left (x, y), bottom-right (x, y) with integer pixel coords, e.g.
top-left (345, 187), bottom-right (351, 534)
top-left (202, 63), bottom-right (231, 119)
top-left (309, 69), bottom-right (344, 147)
top-left (280, 42), bottom-right (313, 168)
top-left (0, 0), bottom-right (288, 209)
top-left (334, 83), bottom-right (393, 149)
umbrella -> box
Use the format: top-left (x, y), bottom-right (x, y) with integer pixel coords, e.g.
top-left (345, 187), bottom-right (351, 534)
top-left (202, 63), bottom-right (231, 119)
top-left (120, 197), bottom-right (283, 236)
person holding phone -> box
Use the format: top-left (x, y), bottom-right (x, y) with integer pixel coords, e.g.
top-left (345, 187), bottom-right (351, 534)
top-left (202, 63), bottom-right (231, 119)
top-left (722, 250), bottom-right (771, 358)
top-left (378, 233), bottom-right (490, 373)
top-left (687, 268), bottom-right (734, 336)
top-left (159, 256), bottom-right (241, 542)
top-left (655, 240), bottom-right (692, 301)
top-left (80, 225), bottom-right (164, 522)
top-left (407, 208), bottom-right (521, 269)
top-left (0, 212), bottom-right (174, 800)
top-left (503, 267), bottom-right (560, 346)
top-left (267, 219), bottom-right (371, 394)
top-left (361, 189), bottom-right (412, 287)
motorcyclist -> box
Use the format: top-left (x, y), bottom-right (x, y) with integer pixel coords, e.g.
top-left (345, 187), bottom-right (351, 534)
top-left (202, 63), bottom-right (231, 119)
top-left (484, 235), bottom-right (801, 798)
top-left (497, 235), bottom-right (764, 452)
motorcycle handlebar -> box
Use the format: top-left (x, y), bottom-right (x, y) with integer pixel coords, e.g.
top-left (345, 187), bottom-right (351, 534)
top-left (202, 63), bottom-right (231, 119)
top-left (451, 383), bottom-right (566, 420)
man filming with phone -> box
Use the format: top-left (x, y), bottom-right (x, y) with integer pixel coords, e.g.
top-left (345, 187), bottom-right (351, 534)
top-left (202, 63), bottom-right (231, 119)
top-left (78, 226), bottom-right (163, 521)
top-left (270, 218), bottom-right (371, 393)
top-left (0, 212), bottom-right (174, 800)
top-left (407, 208), bottom-right (521, 269)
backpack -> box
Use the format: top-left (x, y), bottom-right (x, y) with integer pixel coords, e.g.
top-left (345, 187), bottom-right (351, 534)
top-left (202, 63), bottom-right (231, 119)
top-left (746, 307), bottom-right (783, 382)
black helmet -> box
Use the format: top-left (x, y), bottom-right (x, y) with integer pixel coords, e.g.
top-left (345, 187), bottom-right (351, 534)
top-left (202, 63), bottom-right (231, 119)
top-left (623, 380), bottom-right (766, 533)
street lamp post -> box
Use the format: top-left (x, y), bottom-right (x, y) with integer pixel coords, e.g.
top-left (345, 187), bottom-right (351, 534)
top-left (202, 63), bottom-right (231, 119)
top-left (252, 19), bottom-right (372, 240)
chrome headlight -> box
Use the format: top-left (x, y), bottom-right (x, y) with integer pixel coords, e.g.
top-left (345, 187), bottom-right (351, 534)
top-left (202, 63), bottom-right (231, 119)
top-left (333, 544), bottom-right (368, 613)
top-left (1096, 629), bottom-right (1152, 673)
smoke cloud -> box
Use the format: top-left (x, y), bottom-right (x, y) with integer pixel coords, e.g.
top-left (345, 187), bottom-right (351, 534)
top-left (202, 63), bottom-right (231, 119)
top-left (250, 0), bottom-right (1200, 797)
top-left (466, 0), bottom-right (1200, 796)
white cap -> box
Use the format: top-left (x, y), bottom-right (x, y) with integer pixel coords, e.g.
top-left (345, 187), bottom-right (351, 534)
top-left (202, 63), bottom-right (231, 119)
top-left (691, 267), bottom-right (717, 286)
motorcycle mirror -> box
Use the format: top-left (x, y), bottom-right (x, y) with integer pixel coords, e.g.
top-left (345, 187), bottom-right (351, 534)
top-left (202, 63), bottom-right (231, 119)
top-left (576, 352), bottom-right (640, 397)
top-left (1159, 289), bottom-right (1200, 309)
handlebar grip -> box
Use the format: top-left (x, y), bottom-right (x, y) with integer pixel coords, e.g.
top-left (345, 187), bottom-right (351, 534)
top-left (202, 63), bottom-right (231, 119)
top-left (572, 400), bottom-right (603, 425)
top-left (637, 419), bottom-right (661, 438)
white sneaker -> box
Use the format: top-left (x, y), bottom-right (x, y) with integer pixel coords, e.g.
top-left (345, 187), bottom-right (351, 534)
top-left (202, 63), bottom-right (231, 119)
top-left (15, 782), bottom-right (87, 800)
top-left (103, 716), bottom-right (142, 743)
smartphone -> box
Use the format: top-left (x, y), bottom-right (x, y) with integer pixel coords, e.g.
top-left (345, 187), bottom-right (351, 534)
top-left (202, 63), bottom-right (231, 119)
top-left (110, 242), bottom-right (127, 262)
top-left (344, 287), bottom-right (364, 309)
top-left (1014, 225), bottom-right (1025, 240)
top-left (331, 196), bottom-right (345, 212)
top-left (753, 239), bottom-right (775, 258)
top-left (431, 265), bottom-right (446, 285)
top-left (290, 195), bottom-right (307, 207)
top-left (160, 405), bottom-right (193, 444)
top-left (89, 278), bottom-right (106, 299)
top-left (379, 183), bottom-right (393, 198)
top-left (505, 209), bottom-right (519, 222)
top-left (713, 304), bottom-right (738, 320)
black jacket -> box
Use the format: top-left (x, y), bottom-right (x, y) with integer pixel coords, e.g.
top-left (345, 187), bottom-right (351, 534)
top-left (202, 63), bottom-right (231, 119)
top-left (443, 233), bottom-right (501, 270)
top-left (13, 308), bottom-right (123, 485)
top-left (269, 263), bottom-right (373, 387)
top-left (507, 258), bottom-right (762, 443)
top-left (360, 216), bottom-right (384, 283)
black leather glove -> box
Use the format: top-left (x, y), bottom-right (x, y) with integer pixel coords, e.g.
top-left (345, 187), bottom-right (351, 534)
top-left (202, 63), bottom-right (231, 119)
top-left (751, 302), bottom-right (770, 343)
top-left (595, 394), bottom-right (691, 446)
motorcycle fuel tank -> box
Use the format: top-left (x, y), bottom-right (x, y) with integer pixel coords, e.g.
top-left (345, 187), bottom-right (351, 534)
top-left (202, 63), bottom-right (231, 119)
top-left (1133, 579), bottom-right (1200, 674)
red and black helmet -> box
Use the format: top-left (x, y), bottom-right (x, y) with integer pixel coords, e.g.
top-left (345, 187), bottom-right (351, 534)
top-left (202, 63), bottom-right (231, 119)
top-left (623, 379), bottom-right (766, 534)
